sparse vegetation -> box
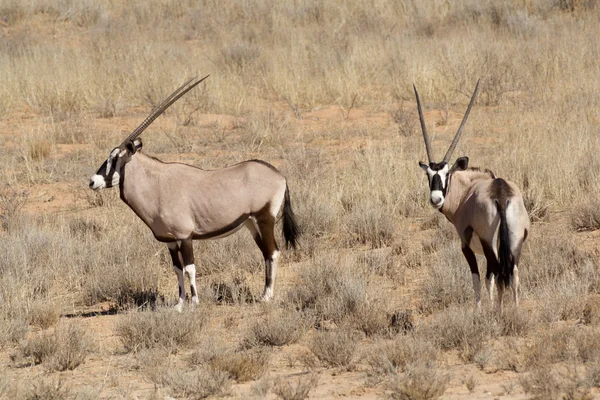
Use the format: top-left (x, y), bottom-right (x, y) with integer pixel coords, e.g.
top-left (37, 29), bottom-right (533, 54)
top-left (0, 0), bottom-right (599, 397)
top-left (115, 308), bottom-right (206, 353)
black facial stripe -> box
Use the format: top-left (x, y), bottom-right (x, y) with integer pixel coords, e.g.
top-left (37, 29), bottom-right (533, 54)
top-left (431, 174), bottom-right (443, 191)
top-left (105, 156), bottom-right (119, 187)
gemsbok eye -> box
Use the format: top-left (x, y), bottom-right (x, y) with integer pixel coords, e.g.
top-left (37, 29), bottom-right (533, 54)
top-left (88, 75), bottom-right (300, 311)
top-left (414, 80), bottom-right (530, 314)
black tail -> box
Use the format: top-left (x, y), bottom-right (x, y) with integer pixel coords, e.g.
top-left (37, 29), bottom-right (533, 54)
top-left (496, 199), bottom-right (513, 288)
top-left (282, 185), bottom-right (300, 249)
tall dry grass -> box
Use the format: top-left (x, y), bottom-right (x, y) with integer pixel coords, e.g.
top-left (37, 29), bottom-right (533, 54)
top-left (0, 1), bottom-right (600, 398)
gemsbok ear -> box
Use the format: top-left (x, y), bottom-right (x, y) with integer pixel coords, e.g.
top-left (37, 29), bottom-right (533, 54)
top-left (419, 161), bottom-right (429, 171)
top-left (451, 157), bottom-right (469, 172)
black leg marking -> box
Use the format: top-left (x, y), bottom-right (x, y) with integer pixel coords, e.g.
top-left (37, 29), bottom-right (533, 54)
top-left (462, 227), bottom-right (479, 275)
top-left (481, 241), bottom-right (500, 281)
top-left (180, 239), bottom-right (194, 266)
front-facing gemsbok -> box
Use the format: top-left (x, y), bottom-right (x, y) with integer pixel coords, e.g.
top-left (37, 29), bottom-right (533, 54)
top-left (89, 76), bottom-right (300, 310)
top-left (414, 80), bottom-right (529, 313)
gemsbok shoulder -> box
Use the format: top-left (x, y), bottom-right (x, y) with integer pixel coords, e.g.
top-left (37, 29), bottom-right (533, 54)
top-left (414, 80), bottom-right (529, 313)
top-left (89, 76), bottom-right (300, 310)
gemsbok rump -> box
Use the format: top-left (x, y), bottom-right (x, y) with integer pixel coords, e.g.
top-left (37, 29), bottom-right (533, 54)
top-left (414, 80), bottom-right (529, 312)
top-left (89, 76), bottom-right (300, 310)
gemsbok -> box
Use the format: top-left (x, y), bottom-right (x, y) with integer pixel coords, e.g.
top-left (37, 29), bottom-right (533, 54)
top-left (89, 76), bottom-right (300, 310)
top-left (414, 80), bottom-right (529, 312)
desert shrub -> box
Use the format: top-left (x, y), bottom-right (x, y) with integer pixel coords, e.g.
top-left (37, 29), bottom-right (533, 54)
top-left (309, 331), bottom-right (357, 368)
top-left (387, 364), bottom-right (449, 400)
top-left (246, 308), bottom-right (312, 347)
top-left (287, 252), bottom-right (367, 324)
top-left (158, 367), bottom-right (232, 400)
top-left (115, 307), bottom-right (206, 353)
top-left (366, 335), bottom-right (439, 374)
top-left (273, 374), bottom-right (319, 400)
top-left (28, 300), bottom-right (60, 329)
top-left (418, 242), bottom-right (473, 313)
top-left (25, 378), bottom-right (72, 400)
top-left (210, 348), bottom-right (271, 382)
top-left (571, 198), bottom-right (600, 231)
top-left (498, 307), bottom-right (533, 336)
top-left (17, 323), bottom-right (90, 371)
top-left (421, 307), bottom-right (496, 362)
top-left (344, 202), bottom-right (395, 248)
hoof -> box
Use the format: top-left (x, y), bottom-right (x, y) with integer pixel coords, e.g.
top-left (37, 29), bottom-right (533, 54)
top-left (174, 302), bottom-right (184, 313)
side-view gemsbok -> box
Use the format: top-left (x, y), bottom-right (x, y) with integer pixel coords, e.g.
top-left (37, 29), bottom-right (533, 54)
top-left (89, 75), bottom-right (300, 310)
top-left (414, 80), bottom-right (530, 313)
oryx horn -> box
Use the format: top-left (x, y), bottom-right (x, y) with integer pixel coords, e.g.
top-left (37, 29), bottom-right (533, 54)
top-left (413, 84), bottom-right (434, 164)
top-left (119, 74), bottom-right (210, 147)
top-left (442, 79), bottom-right (480, 163)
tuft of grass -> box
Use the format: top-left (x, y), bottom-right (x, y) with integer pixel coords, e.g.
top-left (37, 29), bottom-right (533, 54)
top-left (25, 378), bottom-right (72, 400)
top-left (366, 336), bottom-right (439, 374)
top-left (571, 198), bottom-right (600, 231)
top-left (273, 373), bottom-right (319, 400)
top-left (421, 307), bottom-right (496, 362)
top-left (309, 331), bottom-right (357, 368)
top-left (16, 323), bottom-right (90, 371)
top-left (210, 348), bottom-right (271, 382)
top-left (28, 300), bottom-right (60, 330)
top-left (246, 308), bottom-right (312, 347)
top-left (115, 307), bottom-right (206, 353)
top-left (387, 364), bottom-right (449, 400)
top-left (158, 367), bottom-right (232, 400)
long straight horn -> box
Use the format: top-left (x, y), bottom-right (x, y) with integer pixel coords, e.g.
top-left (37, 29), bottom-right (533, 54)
top-left (442, 79), bottom-right (480, 163)
top-left (413, 84), bottom-right (433, 163)
top-left (120, 74), bottom-right (210, 146)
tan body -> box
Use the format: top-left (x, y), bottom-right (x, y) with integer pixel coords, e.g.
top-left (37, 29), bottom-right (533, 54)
top-left (440, 168), bottom-right (530, 311)
top-left (120, 152), bottom-right (286, 242)
top-left (443, 170), bottom-right (529, 257)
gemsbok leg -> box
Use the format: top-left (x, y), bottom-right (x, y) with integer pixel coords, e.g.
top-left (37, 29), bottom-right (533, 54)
top-left (167, 242), bottom-right (186, 312)
top-left (255, 214), bottom-right (280, 302)
top-left (461, 228), bottom-right (482, 310)
top-left (167, 240), bottom-right (199, 312)
top-left (482, 241), bottom-right (503, 313)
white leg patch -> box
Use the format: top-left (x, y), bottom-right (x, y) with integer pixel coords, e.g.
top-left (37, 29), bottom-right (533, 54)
top-left (184, 264), bottom-right (199, 306)
top-left (472, 273), bottom-right (482, 311)
top-left (173, 265), bottom-right (185, 312)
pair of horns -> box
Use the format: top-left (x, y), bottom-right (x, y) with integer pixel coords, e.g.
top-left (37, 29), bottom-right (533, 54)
top-left (120, 74), bottom-right (210, 147)
top-left (414, 80), bottom-right (480, 164)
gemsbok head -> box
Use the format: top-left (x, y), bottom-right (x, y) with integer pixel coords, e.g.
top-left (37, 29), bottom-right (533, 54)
top-left (414, 80), bottom-right (530, 313)
top-left (90, 76), bottom-right (300, 310)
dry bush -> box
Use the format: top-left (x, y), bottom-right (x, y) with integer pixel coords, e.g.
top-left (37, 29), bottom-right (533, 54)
top-left (157, 367), bottom-right (232, 400)
top-left (309, 331), bottom-right (357, 368)
top-left (16, 323), bottom-right (90, 371)
top-left (417, 242), bottom-right (473, 313)
top-left (287, 252), bottom-right (367, 324)
top-left (115, 307), bottom-right (206, 353)
top-left (27, 300), bottom-right (60, 329)
top-left (366, 335), bottom-right (439, 374)
top-left (24, 378), bottom-right (72, 400)
top-left (420, 306), bottom-right (496, 362)
top-left (387, 364), bottom-right (449, 400)
top-left (498, 307), bottom-right (533, 336)
top-left (571, 197), bottom-right (600, 232)
top-left (210, 348), bottom-right (271, 382)
top-left (520, 365), bottom-right (593, 400)
top-left (273, 373), bottom-right (319, 400)
top-left (0, 185), bottom-right (28, 232)
top-left (246, 308), bottom-right (312, 347)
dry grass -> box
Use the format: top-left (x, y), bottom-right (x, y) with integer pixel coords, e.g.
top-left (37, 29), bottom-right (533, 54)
top-left (115, 307), bottom-right (206, 353)
top-left (210, 348), bottom-right (271, 382)
top-left (15, 323), bottom-right (90, 371)
top-left (1, 0), bottom-right (600, 397)
top-left (309, 331), bottom-right (358, 369)
top-left (273, 374), bottom-right (319, 400)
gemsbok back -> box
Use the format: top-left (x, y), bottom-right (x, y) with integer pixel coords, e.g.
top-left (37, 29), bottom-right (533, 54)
top-left (89, 75), bottom-right (300, 311)
top-left (414, 80), bottom-right (529, 313)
